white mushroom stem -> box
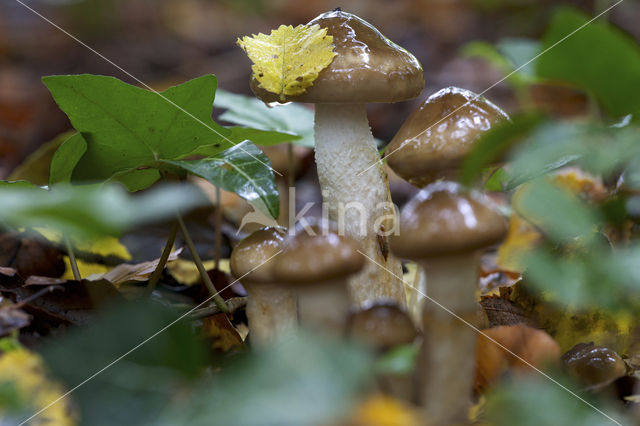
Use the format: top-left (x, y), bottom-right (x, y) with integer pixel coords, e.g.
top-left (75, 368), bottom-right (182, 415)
top-left (418, 253), bottom-right (480, 425)
top-left (244, 282), bottom-right (297, 347)
top-left (314, 103), bottom-right (405, 308)
top-left (296, 279), bottom-right (350, 335)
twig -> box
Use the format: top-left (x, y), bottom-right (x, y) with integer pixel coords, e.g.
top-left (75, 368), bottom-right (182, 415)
top-left (63, 235), bottom-right (81, 280)
top-left (146, 222), bottom-right (179, 293)
top-left (188, 297), bottom-right (247, 319)
top-left (13, 285), bottom-right (65, 309)
top-left (176, 214), bottom-right (229, 313)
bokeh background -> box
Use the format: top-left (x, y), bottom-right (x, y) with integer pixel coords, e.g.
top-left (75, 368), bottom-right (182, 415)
top-left (1, 0), bottom-right (639, 178)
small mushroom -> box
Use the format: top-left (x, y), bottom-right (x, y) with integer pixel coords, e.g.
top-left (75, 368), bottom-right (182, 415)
top-left (386, 86), bottom-right (509, 187)
top-left (230, 227), bottom-right (297, 347)
top-left (272, 223), bottom-right (365, 335)
top-left (251, 9), bottom-right (425, 308)
top-left (390, 181), bottom-right (507, 425)
top-left (562, 342), bottom-right (627, 390)
top-left (475, 324), bottom-right (561, 393)
top-left (347, 302), bottom-right (418, 400)
top-left (347, 302), bottom-right (418, 352)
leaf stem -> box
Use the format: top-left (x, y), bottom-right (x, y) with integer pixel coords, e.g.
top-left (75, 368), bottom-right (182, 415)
top-left (287, 143), bottom-right (295, 188)
top-left (176, 214), bottom-right (229, 313)
top-left (214, 186), bottom-right (222, 271)
top-left (146, 221), bottom-right (179, 294)
top-left (64, 235), bottom-right (82, 281)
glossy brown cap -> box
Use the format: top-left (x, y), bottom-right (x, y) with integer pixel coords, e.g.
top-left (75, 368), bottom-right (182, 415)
top-left (386, 87), bottom-right (509, 186)
top-left (562, 342), bottom-right (626, 389)
top-left (230, 227), bottom-right (285, 283)
top-left (272, 229), bottom-right (365, 284)
top-left (390, 181), bottom-right (507, 259)
top-left (251, 10), bottom-right (424, 104)
top-left (347, 302), bottom-right (417, 350)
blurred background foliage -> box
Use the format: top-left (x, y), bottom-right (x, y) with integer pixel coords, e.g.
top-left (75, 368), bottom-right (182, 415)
top-left (2, 0), bottom-right (640, 425)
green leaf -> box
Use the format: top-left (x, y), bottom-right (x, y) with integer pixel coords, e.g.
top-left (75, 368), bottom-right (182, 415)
top-left (214, 89), bottom-right (314, 148)
top-left (165, 332), bottom-right (372, 426)
top-left (42, 301), bottom-right (207, 426)
top-left (537, 7), bottom-right (640, 117)
top-left (0, 182), bottom-right (207, 238)
top-left (374, 344), bottom-right (418, 375)
top-left (42, 74), bottom-right (232, 190)
top-left (515, 178), bottom-right (602, 242)
top-left (159, 141), bottom-right (279, 219)
top-left (495, 37), bottom-right (540, 80)
top-left (459, 113), bottom-right (545, 186)
top-left (486, 376), bottom-right (628, 426)
top-left (49, 133), bottom-right (87, 185)
top-left (8, 131), bottom-right (75, 186)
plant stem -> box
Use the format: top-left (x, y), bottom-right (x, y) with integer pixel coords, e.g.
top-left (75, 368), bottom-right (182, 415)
top-left (214, 186), bottom-right (222, 271)
top-left (63, 235), bottom-right (81, 281)
top-left (176, 214), bottom-right (229, 313)
top-left (146, 221), bottom-right (179, 294)
top-left (287, 143), bottom-right (295, 188)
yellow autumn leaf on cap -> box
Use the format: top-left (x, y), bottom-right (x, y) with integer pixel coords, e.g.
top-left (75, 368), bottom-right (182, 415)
top-left (237, 24), bottom-right (336, 101)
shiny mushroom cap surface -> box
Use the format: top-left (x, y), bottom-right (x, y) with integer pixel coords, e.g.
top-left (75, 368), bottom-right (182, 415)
top-left (230, 227), bottom-right (285, 284)
top-left (386, 87), bottom-right (509, 186)
top-left (251, 9), bottom-right (424, 104)
top-left (390, 181), bottom-right (507, 259)
top-left (347, 302), bottom-right (418, 350)
top-left (272, 228), bottom-right (365, 285)
top-left (562, 342), bottom-right (626, 388)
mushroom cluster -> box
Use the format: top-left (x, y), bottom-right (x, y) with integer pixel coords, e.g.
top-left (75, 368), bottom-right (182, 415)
top-left (250, 9), bottom-right (425, 309)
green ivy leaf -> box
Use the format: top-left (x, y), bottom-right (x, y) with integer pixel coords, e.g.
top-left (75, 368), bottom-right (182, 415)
top-left (0, 181), bottom-right (207, 238)
top-left (158, 141), bottom-right (279, 219)
top-left (49, 133), bottom-right (87, 185)
top-left (42, 74), bottom-right (232, 190)
top-left (537, 7), bottom-right (640, 117)
top-left (214, 89), bottom-right (315, 148)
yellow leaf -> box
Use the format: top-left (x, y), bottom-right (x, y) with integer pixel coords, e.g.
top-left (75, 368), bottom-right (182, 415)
top-left (0, 345), bottom-right (77, 425)
top-left (237, 24), bottom-right (336, 101)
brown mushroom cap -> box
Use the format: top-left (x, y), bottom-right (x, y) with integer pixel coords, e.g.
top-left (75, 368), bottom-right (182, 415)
top-left (386, 87), bottom-right (509, 186)
top-left (251, 10), bottom-right (424, 104)
top-left (347, 302), bottom-right (417, 350)
top-left (272, 228), bottom-right (365, 285)
top-left (230, 227), bottom-right (285, 283)
top-left (390, 181), bottom-right (507, 259)
top-left (562, 342), bottom-right (626, 389)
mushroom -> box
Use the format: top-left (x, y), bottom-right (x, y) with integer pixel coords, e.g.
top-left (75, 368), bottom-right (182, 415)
top-left (230, 227), bottom-right (297, 347)
top-left (386, 86), bottom-right (509, 187)
top-left (347, 302), bottom-right (418, 352)
top-left (475, 324), bottom-right (561, 393)
top-left (250, 9), bottom-right (425, 308)
top-left (272, 222), bottom-right (365, 335)
top-left (562, 342), bottom-right (627, 390)
top-left (390, 180), bottom-right (507, 425)
top-left (347, 302), bottom-right (418, 400)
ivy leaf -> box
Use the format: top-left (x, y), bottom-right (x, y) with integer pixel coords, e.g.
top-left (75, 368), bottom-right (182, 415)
top-left (237, 24), bottom-right (336, 101)
top-left (49, 133), bottom-right (87, 185)
top-left (158, 141), bottom-right (279, 219)
top-left (214, 89), bottom-right (314, 148)
top-left (0, 182), bottom-right (207, 239)
top-left (537, 7), bottom-right (640, 117)
top-left (42, 74), bottom-right (233, 191)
